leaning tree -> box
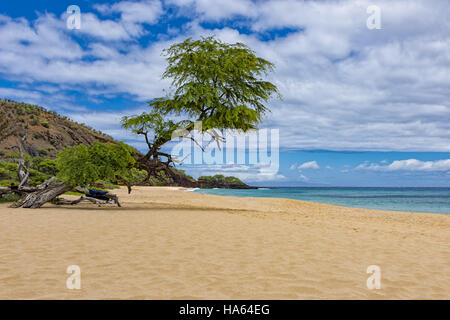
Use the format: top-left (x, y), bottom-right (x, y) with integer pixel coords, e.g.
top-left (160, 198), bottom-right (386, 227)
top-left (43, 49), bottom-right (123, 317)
top-left (122, 36), bottom-right (280, 184)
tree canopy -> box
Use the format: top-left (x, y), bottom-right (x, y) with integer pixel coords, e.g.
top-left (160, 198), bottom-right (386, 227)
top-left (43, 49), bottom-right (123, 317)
top-left (150, 36), bottom-right (280, 131)
top-left (56, 142), bottom-right (137, 187)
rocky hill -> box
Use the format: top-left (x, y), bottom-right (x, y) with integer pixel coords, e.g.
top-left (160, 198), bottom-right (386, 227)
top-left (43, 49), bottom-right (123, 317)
top-left (0, 99), bottom-right (114, 158)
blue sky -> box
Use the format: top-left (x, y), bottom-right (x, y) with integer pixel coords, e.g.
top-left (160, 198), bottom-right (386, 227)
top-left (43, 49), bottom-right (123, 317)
top-left (0, 0), bottom-right (449, 186)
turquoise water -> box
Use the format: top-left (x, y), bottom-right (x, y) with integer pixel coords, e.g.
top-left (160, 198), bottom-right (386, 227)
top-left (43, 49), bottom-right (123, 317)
top-left (194, 187), bottom-right (450, 214)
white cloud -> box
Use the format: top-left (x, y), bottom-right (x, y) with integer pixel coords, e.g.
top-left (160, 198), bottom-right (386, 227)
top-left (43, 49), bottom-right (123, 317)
top-left (75, 13), bottom-right (133, 40)
top-left (66, 106), bottom-right (149, 143)
top-left (96, 0), bottom-right (163, 24)
top-left (0, 0), bottom-right (449, 152)
top-left (299, 174), bottom-right (309, 181)
top-left (167, 0), bottom-right (257, 21)
top-left (298, 161), bottom-right (320, 170)
top-left (356, 159), bottom-right (450, 172)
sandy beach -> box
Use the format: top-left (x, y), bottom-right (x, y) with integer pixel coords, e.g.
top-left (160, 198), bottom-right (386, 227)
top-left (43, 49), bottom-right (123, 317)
top-left (0, 186), bottom-right (449, 299)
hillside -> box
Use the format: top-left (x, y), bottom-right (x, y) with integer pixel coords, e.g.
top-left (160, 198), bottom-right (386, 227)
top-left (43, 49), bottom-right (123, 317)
top-left (0, 99), bottom-right (114, 158)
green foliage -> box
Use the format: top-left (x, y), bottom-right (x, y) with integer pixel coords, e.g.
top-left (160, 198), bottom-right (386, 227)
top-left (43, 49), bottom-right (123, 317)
top-left (25, 105), bottom-right (40, 116)
top-left (0, 157), bottom-right (52, 187)
top-left (0, 111), bottom-right (16, 143)
top-left (41, 121), bottom-right (50, 128)
top-left (172, 168), bottom-right (193, 180)
top-left (0, 193), bottom-right (21, 203)
top-left (198, 174), bottom-right (245, 186)
top-left (0, 161), bottom-right (18, 181)
top-left (94, 181), bottom-right (120, 190)
top-left (224, 176), bottom-right (245, 185)
top-left (37, 147), bottom-right (48, 156)
top-left (151, 36), bottom-right (280, 131)
top-left (121, 110), bottom-right (185, 148)
top-left (29, 168), bottom-right (51, 185)
top-left (0, 179), bottom-right (16, 187)
top-left (63, 191), bottom-right (85, 196)
top-left (56, 142), bottom-right (136, 187)
top-left (120, 167), bottom-right (148, 185)
top-left (32, 132), bottom-right (44, 139)
top-left (148, 170), bottom-right (172, 186)
top-left (37, 158), bottom-right (58, 176)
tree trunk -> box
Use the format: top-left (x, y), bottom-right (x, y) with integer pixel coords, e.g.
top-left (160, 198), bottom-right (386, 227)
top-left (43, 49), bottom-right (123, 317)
top-left (10, 182), bottom-right (72, 209)
top-left (0, 187), bottom-right (12, 196)
top-left (164, 166), bottom-right (198, 187)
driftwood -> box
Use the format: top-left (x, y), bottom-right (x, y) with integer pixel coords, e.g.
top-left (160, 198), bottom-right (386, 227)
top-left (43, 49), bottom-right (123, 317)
top-left (3, 177), bottom-right (121, 209)
top-left (52, 195), bottom-right (120, 207)
top-left (10, 182), bottom-right (73, 208)
top-left (52, 187), bottom-right (121, 207)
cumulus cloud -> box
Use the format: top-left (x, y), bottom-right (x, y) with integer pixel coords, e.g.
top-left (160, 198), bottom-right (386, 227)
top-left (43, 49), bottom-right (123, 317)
top-left (95, 0), bottom-right (163, 24)
top-left (299, 174), bottom-right (309, 181)
top-left (92, 0), bottom-right (163, 38)
top-left (0, 0), bottom-right (449, 153)
top-left (167, 0), bottom-right (257, 21)
top-left (298, 161), bottom-right (320, 170)
top-left (74, 13), bottom-right (133, 40)
top-left (66, 106), bottom-right (150, 144)
top-left (356, 159), bottom-right (450, 171)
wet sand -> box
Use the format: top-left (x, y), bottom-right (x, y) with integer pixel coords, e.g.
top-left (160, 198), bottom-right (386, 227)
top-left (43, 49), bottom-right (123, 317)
top-left (0, 186), bottom-right (449, 299)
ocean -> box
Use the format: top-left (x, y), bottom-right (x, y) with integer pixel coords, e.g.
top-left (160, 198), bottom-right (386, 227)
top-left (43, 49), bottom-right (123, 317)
top-left (193, 187), bottom-right (450, 214)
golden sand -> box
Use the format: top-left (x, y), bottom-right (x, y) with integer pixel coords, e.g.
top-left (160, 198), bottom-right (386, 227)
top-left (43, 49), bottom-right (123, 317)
top-left (0, 186), bottom-right (449, 299)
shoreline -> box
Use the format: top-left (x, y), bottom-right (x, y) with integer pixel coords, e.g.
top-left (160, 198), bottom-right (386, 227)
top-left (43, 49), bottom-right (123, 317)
top-left (1, 186), bottom-right (449, 299)
top-left (190, 187), bottom-right (450, 216)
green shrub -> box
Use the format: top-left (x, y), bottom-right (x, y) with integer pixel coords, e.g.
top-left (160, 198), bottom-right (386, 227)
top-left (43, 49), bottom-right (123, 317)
top-left (29, 169), bottom-right (51, 185)
top-left (0, 193), bottom-right (21, 203)
top-left (0, 179), bottom-right (17, 187)
top-left (37, 159), bottom-right (58, 176)
top-left (198, 174), bottom-right (245, 186)
top-left (172, 168), bottom-right (193, 180)
top-left (33, 132), bottom-right (44, 139)
top-left (41, 121), bottom-right (50, 128)
top-left (37, 148), bottom-right (48, 156)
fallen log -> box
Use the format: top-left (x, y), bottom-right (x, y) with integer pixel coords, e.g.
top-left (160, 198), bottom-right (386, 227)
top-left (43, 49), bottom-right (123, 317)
top-left (10, 182), bottom-right (72, 208)
top-left (52, 194), bottom-right (121, 207)
top-left (8, 183), bottom-right (121, 208)
top-left (0, 187), bottom-right (12, 195)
